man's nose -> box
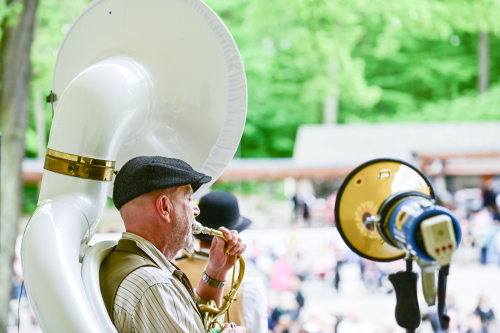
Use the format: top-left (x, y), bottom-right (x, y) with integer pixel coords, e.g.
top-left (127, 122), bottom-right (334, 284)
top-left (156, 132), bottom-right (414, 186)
top-left (192, 201), bottom-right (200, 217)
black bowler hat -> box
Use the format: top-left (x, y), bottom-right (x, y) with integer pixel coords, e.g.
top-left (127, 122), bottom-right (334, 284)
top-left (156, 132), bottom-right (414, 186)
top-left (195, 191), bottom-right (252, 241)
top-left (113, 156), bottom-right (212, 210)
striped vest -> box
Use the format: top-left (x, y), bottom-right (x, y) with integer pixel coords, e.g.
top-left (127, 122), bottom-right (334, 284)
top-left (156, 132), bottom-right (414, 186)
top-left (99, 239), bottom-right (204, 331)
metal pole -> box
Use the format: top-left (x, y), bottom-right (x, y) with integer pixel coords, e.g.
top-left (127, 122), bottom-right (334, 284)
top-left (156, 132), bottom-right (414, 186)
top-left (406, 256), bottom-right (414, 333)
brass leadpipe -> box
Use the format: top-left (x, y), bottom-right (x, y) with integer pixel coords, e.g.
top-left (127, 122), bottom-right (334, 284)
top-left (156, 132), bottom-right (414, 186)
top-left (192, 221), bottom-right (229, 242)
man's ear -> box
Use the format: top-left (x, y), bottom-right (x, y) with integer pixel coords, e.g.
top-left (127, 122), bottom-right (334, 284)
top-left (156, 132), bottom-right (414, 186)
top-left (155, 194), bottom-right (172, 223)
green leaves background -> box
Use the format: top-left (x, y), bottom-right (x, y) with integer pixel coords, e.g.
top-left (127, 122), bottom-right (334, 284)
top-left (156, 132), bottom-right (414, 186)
top-left (18, 0), bottom-right (500, 158)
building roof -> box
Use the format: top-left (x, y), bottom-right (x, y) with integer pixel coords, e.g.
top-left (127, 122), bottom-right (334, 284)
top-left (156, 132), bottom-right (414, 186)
top-left (293, 122), bottom-right (500, 173)
top-left (218, 158), bottom-right (351, 180)
top-left (21, 122), bottom-right (500, 183)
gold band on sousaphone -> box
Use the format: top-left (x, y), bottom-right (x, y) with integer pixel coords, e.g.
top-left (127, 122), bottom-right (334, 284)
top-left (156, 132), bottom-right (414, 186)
top-left (192, 221), bottom-right (246, 332)
top-left (44, 148), bottom-right (116, 181)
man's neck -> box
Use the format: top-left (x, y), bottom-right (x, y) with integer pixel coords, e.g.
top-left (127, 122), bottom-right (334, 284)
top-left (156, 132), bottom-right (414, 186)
top-left (126, 229), bottom-right (180, 261)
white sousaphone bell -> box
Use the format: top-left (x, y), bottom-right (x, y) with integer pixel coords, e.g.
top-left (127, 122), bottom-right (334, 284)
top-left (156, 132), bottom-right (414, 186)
top-left (21, 0), bottom-right (247, 332)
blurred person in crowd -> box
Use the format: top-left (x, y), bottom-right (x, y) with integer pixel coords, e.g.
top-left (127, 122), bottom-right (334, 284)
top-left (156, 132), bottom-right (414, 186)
top-left (336, 308), bottom-right (374, 333)
top-left (11, 256), bottom-right (26, 300)
top-left (269, 291), bottom-right (300, 332)
top-left (313, 247), bottom-right (336, 282)
top-left (465, 313), bottom-right (485, 333)
top-left (360, 259), bottom-right (383, 291)
top-left (472, 208), bottom-right (495, 264)
top-left (493, 206), bottom-right (500, 223)
top-left (274, 314), bottom-right (292, 333)
top-left (286, 321), bottom-right (308, 333)
top-left (482, 178), bottom-right (497, 210)
top-left (425, 295), bottom-right (457, 333)
top-left (303, 193), bottom-right (316, 226)
top-left (8, 240), bottom-right (38, 328)
top-left (326, 192), bottom-right (337, 225)
top-left (375, 320), bottom-right (402, 333)
top-left (247, 240), bottom-right (261, 265)
top-left (446, 309), bottom-right (461, 333)
top-left (302, 312), bottom-right (337, 333)
top-left (332, 237), bottom-right (349, 291)
top-left (175, 191), bottom-right (268, 333)
top-left (332, 261), bottom-right (344, 292)
top-left (303, 201), bottom-right (311, 224)
top-left (292, 194), bottom-right (300, 221)
top-left (270, 256), bottom-right (295, 291)
top-left (290, 275), bottom-right (304, 314)
top-left (474, 293), bottom-right (496, 333)
top-left (485, 220), bottom-right (500, 265)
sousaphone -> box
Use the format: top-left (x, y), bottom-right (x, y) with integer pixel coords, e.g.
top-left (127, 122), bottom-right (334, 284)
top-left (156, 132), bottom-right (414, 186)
top-left (21, 1), bottom-right (247, 332)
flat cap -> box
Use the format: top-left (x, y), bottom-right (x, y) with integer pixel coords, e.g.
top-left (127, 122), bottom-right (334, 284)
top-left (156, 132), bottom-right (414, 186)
top-left (113, 156), bottom-right (212, 210)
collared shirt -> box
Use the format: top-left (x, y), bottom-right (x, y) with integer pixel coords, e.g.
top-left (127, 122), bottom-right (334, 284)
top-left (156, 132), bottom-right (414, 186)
top-left (241, 277), bottom-right (268, 333)
top-left (113, 232), bottom-right (205, 333)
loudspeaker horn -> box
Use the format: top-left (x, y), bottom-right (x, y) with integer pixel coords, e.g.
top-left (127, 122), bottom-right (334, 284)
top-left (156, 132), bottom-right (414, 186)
top-left (335, 158), bottom-right (435, 262)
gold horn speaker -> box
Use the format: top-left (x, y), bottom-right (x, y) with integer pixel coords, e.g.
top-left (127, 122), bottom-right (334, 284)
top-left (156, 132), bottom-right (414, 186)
top-left (335, 158), bottom-right (435, 262)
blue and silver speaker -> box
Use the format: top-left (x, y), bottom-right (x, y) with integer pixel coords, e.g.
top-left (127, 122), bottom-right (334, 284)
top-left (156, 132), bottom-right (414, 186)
top-left (335, 158), bottom-right (462, 332)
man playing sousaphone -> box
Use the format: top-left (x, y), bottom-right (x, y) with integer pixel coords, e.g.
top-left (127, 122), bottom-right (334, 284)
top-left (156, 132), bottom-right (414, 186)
top-left (176, 191), bottom-right (268, 333)
top-left (100, 156), bottom-right (247, 333)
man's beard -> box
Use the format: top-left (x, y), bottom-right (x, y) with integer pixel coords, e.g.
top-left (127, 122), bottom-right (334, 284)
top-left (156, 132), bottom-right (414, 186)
top-left (169, 207), bottom-right (193, 253)
top-left (183, 235), bottom-right (196, 255)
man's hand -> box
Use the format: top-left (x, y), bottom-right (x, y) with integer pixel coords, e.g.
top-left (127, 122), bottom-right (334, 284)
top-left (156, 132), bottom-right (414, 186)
top-left (205, 227), bottom-right (246, 281)
top-left (221, 323), bottom-right (246, 333)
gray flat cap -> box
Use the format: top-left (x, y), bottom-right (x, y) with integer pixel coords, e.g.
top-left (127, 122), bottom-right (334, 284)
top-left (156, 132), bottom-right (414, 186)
top-left (113, 156), bottom-right (212, 210)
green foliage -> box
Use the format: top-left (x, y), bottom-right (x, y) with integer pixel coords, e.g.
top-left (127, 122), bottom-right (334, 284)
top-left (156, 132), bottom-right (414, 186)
top-left (211, 179), bottom-right (288, 200)
top-left (16, 0), bottom-right (500, 158)
top-left (211, 180), bottom-right (262, 195)
top-left (2, 1), bottom-right (23, 28)
top-left (22, 184), bottom-right (39, 214)
top-left (24, 126), bottom-right (38, 157)
top-left (25, 0), bottom-right (91, 157)
top-left (207, 0), bottom-right (384, 157)
top-left (372, 83), bottom-right (500, 123)
top-left (205, 0), bottom-right (500, 157)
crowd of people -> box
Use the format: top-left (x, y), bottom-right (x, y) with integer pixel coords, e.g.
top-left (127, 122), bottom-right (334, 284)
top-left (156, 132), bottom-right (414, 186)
top-left (242, 179), bottom-right (500, 333)
top-left (240, 228), bottom-right (500, 333)
top-left (8, 177), bottom-right (500, 333)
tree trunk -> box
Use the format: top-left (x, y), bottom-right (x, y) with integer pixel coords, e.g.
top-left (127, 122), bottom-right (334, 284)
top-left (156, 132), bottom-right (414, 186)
top-left (0, 0), bottom-right (39, 331)
top-left (33, 84), bottom-right (47, 159)
top-left (323, 62), bottom-right (339, 125)
top-left (478, 32), bottom-right (489, 94)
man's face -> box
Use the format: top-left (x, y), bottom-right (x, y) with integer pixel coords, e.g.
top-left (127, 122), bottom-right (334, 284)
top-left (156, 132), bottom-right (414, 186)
top-left (169, 185), bottom-right (200, 250)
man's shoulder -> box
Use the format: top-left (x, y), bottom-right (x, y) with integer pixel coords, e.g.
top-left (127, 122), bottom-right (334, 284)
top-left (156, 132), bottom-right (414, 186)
top-left (115, 266), bottom-right (175, 311)
top-left (121, 266), bottom-right (174, 291)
